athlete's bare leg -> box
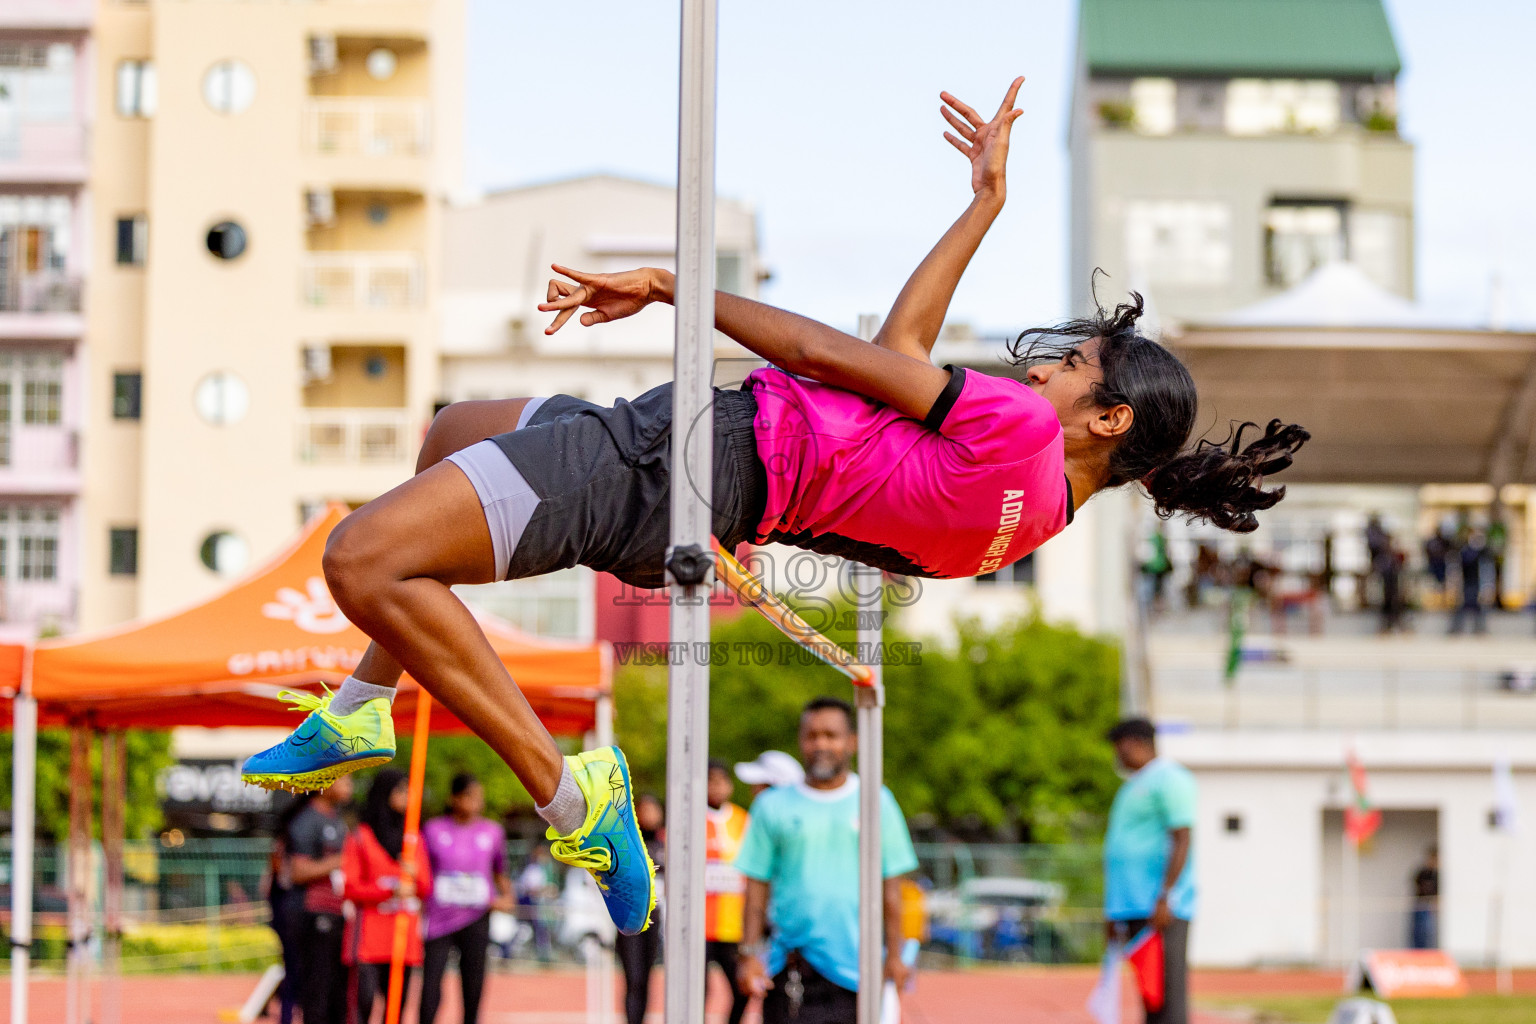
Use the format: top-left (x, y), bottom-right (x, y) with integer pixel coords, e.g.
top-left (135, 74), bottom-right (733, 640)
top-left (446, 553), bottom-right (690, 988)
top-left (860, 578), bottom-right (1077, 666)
top-left (323, 451), bottom-right (566, 802)
top-left (347, 397), bottom-right (538, 691)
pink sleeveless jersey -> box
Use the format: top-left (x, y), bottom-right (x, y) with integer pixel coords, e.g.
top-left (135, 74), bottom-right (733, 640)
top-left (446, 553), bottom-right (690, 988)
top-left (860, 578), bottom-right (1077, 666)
top-left (745, 365), bottom-right (1072, 579)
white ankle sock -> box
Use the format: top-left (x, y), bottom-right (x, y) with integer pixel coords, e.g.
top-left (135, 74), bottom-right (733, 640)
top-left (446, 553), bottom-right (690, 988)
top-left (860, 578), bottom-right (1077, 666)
top-left (536, 761), bottom-right (588, 837)
top-left (329, 675), bottom-right (397, 717)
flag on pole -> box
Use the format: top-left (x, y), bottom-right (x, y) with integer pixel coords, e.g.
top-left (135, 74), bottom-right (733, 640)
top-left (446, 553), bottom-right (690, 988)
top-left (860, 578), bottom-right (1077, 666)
top-left (1345, 748), bottom-right (1381, 846)
top-left (1124, 928), bottom-right (1166, 1013)
top-left (1492, 755), bottom-right (1521, 834)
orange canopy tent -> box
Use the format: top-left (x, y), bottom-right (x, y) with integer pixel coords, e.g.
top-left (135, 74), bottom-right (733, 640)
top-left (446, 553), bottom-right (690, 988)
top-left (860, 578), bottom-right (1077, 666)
top-left (3, 505), bottom-right (612, 1024)
top-left (0, 503), bottom-right (611, 734)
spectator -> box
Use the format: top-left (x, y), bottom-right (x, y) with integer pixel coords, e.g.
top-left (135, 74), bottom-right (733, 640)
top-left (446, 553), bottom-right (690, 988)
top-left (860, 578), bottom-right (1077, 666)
top-left (1488, 513), bottom-right (1509, 610)
top-left (705, 760), bottom-right (751, 1024)
top-left (1410, 846), bottom-right (1439, 949)
top-left (734, 750), bottom-right (804, 802)
top-left (736, 697), bottom-right (919, 1024)
top-left (288, 775), bottom-right (353, 1024)
top-left (616, 793), bottom-right (665, 1024)
top-left (342, 769), bottom-right (434, 1024)
top-left (1379, 542), bottom-right (1407, 634)
top-left (1450, 530), bottom-right (1489, 635)
top-left (516, 846), bottom-right (557, 960)
top-left (267, 794), bottom-right (311, 1024)
top-left (1140, 528), bottom-right (1173, 616)
top-left (1423, 526), bottom-right (1451, 606)
top-left (1104, 718), bottom-right (1196, 1024)
top-left (420, 773), bottom-right (513, 1024)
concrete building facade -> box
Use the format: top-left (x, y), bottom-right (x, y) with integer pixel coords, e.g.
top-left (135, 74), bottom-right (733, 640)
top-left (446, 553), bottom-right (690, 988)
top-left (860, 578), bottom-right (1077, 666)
top-left (77, 0), bottom-right (462, 632)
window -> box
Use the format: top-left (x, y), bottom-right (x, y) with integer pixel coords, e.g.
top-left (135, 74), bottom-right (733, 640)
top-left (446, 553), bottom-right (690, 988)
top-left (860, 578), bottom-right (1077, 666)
top-left (1264, 201), bottom-right (1347, 287)
top-left (199, 530), bottom-right (249, 575)
top-left (1224, 814), bottom-right (1244, 834)
top-left (194, 371), bottom-right (250, 425)
top-left (1226, 80), bottom-right (1339, 136)
top-left (21, 353), bottom-right (62, 424)
top-left (113, 371), bottom-right (142, 420)
top-left (202, 60), bottom-right (256, 115)
top-left (1124, 200), bottom-right (1232, 286)
top-left (0, 350), bottom-right (64, 435)
top-left (0, 504), bottom-right (61, 583)
top-left (109, 527), bottom-right (138, 576)
top-left (115, 215), bottom-right (147, 266)
top-left (115, 60), bottom-right (157, 118)
top-left (0, 43), bottom-right (76, 123)
top-left (205, 221), bottom-right (247, 260)
top-left (1129, 78), bottom-right (1176, 135)
top-left (975, 553), bottom-right (1035, 587)
top-left (716, 252), bottom-right (743, 295)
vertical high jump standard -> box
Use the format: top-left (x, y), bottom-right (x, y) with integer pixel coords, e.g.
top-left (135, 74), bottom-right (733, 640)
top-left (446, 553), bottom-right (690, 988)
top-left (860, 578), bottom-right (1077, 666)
top-left (667, 5), bottom-right (888, 1020)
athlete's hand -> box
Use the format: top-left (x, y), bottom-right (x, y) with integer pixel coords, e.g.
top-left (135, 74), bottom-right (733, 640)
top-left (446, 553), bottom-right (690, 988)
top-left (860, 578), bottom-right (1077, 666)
top-left (538, 264), bottom-right (658, 334)
top-left (940, 76), bottom-right (1024, 202)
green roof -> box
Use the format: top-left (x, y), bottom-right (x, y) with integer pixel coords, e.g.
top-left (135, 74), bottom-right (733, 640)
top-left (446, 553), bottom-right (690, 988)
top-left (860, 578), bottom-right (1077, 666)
top-left (1080, 0), bottom-right (1402, 79)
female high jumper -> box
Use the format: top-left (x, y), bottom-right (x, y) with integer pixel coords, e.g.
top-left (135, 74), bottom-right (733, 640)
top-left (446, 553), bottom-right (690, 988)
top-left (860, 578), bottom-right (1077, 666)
top-left (242, 78), bottom-right (1307, 935)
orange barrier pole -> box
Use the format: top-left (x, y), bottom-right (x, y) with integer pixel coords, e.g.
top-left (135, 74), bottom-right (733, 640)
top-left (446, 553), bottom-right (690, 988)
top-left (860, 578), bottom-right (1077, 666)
top-left (384, 692), bottom-right (433, 1024)
top-left (711, 539), bottom-right (875, 687)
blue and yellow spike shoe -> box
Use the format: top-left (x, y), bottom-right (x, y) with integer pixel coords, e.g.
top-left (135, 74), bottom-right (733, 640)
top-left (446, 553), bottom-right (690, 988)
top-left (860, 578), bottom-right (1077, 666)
top-left (547, 746), bottom-right (657, 935)
top-left (241, 688), bottom-right (396, 792)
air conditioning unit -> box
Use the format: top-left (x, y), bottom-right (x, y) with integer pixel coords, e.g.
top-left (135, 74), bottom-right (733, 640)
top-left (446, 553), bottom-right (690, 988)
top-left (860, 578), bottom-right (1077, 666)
top-left (308, 35), bottom-right (339, 76)
top-left (305, 189), bottom-right (335, 227)
top-left (302, 344), bottom-right (333, 384)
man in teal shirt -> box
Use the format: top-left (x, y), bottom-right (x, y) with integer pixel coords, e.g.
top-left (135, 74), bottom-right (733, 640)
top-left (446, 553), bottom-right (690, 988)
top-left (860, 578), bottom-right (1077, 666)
top-left (735, 697), bottom-right (918, 1024)
top-left (1104, 717), bottom-right (1196, 1024)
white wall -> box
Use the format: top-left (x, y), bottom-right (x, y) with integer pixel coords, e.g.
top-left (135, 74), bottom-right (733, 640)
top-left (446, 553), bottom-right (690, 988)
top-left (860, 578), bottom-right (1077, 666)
top-left (1163, 730), bottom-right (1536, 967)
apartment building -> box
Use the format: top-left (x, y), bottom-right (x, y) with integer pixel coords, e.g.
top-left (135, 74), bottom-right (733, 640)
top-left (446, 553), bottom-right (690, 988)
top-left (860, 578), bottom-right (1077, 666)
top-left (439, 174), bottom-right (763, 641)
top-left (1068, 0), bottom-right (1413, 320)
top-left (77, 0), bottom-right (462, 629)
top-left (0, 1), bottom-right (93, 639)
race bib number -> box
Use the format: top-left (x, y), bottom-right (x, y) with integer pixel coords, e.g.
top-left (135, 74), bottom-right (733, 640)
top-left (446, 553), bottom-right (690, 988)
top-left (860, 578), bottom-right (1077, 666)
top-left (435, 872), bottom-right (492, 908)
top-left (704, 862), bottom-right (744, 895)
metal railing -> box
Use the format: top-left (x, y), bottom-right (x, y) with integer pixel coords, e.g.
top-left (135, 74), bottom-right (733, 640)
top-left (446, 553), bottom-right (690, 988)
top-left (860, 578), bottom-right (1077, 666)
top-left (0, 581), bottom-right (77, 631)
top-left (1, 838), bottom-right (1114, 971)
top-left (300, 251), bottom-right (422, 310)
top-left (304, 98), bottom-right (429, 157)
top-left (0, 271), bottom-right (83, 314)
top-left (0, 124), bottom-right (90, 174)
top-left (296, 408), bottom-right (412, 464)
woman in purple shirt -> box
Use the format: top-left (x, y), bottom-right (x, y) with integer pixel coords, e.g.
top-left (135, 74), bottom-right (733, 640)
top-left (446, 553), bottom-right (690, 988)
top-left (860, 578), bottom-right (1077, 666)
top-left (245, 78), bottom-right (1307, 936)
top-left (419, 774), bottom-right (513, 1024)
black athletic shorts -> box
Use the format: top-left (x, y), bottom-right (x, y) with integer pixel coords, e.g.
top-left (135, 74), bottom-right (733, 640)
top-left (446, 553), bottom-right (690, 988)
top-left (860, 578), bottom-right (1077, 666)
top-left (478, 383), bottom-right (767, 589)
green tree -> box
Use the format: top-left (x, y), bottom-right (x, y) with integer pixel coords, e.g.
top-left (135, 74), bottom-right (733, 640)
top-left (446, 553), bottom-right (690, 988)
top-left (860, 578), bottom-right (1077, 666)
top-left (0, 729), bottom-right (174, 841)
top-left (612, 604), bottom-right (1122, 842)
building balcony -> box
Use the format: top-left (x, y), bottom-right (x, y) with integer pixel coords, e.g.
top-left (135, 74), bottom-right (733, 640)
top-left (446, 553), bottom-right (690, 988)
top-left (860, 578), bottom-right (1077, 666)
top-left (0, 424), bottom-right (79, 493)
top-left (0, 0), bottom-right (93, 30)
top-left (301, 252), bottom-right (422, 310)
top-left (0, 580), bottom-right (76, 637)
top-left (0, 272), bottom-right (84, 339)
top-left (304, 98), bottom-right (429, 158)
top-left (296, 408), bottom-right (411, 465)
top-left (0, 124), bottom-right (89, 186)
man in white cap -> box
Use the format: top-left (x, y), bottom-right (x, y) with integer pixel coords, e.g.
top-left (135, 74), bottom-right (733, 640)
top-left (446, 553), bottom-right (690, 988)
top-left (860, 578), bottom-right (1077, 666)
top-left (735, 750), bottom-right (805, 801)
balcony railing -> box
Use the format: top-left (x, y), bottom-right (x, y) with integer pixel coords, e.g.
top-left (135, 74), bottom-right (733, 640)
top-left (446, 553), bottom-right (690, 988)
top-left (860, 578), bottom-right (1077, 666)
top-left (301, 252), bottom-right (422, 310)
top-left (0, 124), bottom-right (89, 181)
top-left (304, 99), bottom-right (429, 158)
top-left (297, 408), bottom-right (411, 464)
top-left (0, 581), bottom-right (76, 634)
top-left (0, 425), bottom-right (77, 476)
top-left (0, 271), bottom-right (83, 314)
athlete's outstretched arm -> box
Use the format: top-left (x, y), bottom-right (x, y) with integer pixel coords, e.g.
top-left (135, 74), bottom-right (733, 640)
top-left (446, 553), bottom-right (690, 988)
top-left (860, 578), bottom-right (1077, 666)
top-left (540, 267), bottom-right (951, 423)
top-left (872, 78), bottom-right (1024, 363)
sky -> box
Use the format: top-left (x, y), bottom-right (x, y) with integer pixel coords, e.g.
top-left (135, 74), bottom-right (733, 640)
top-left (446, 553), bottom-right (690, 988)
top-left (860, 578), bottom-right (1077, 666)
top-left (463, 0), bottom-right (1536, 334)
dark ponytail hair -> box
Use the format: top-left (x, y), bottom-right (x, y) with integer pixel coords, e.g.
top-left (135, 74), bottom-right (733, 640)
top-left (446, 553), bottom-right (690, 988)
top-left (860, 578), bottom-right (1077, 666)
top-left (1009, 281), bottom-right (1309, 533)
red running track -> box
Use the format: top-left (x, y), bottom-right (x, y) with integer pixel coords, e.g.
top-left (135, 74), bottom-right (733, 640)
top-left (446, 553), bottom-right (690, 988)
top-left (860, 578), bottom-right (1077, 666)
top-left (3, 966), bottom-right (1531, 1023)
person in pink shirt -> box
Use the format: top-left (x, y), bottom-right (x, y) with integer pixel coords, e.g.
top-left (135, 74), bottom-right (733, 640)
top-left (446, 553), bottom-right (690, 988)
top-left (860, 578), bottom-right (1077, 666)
top-left (246, 79), bottom-right (1307, 938)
